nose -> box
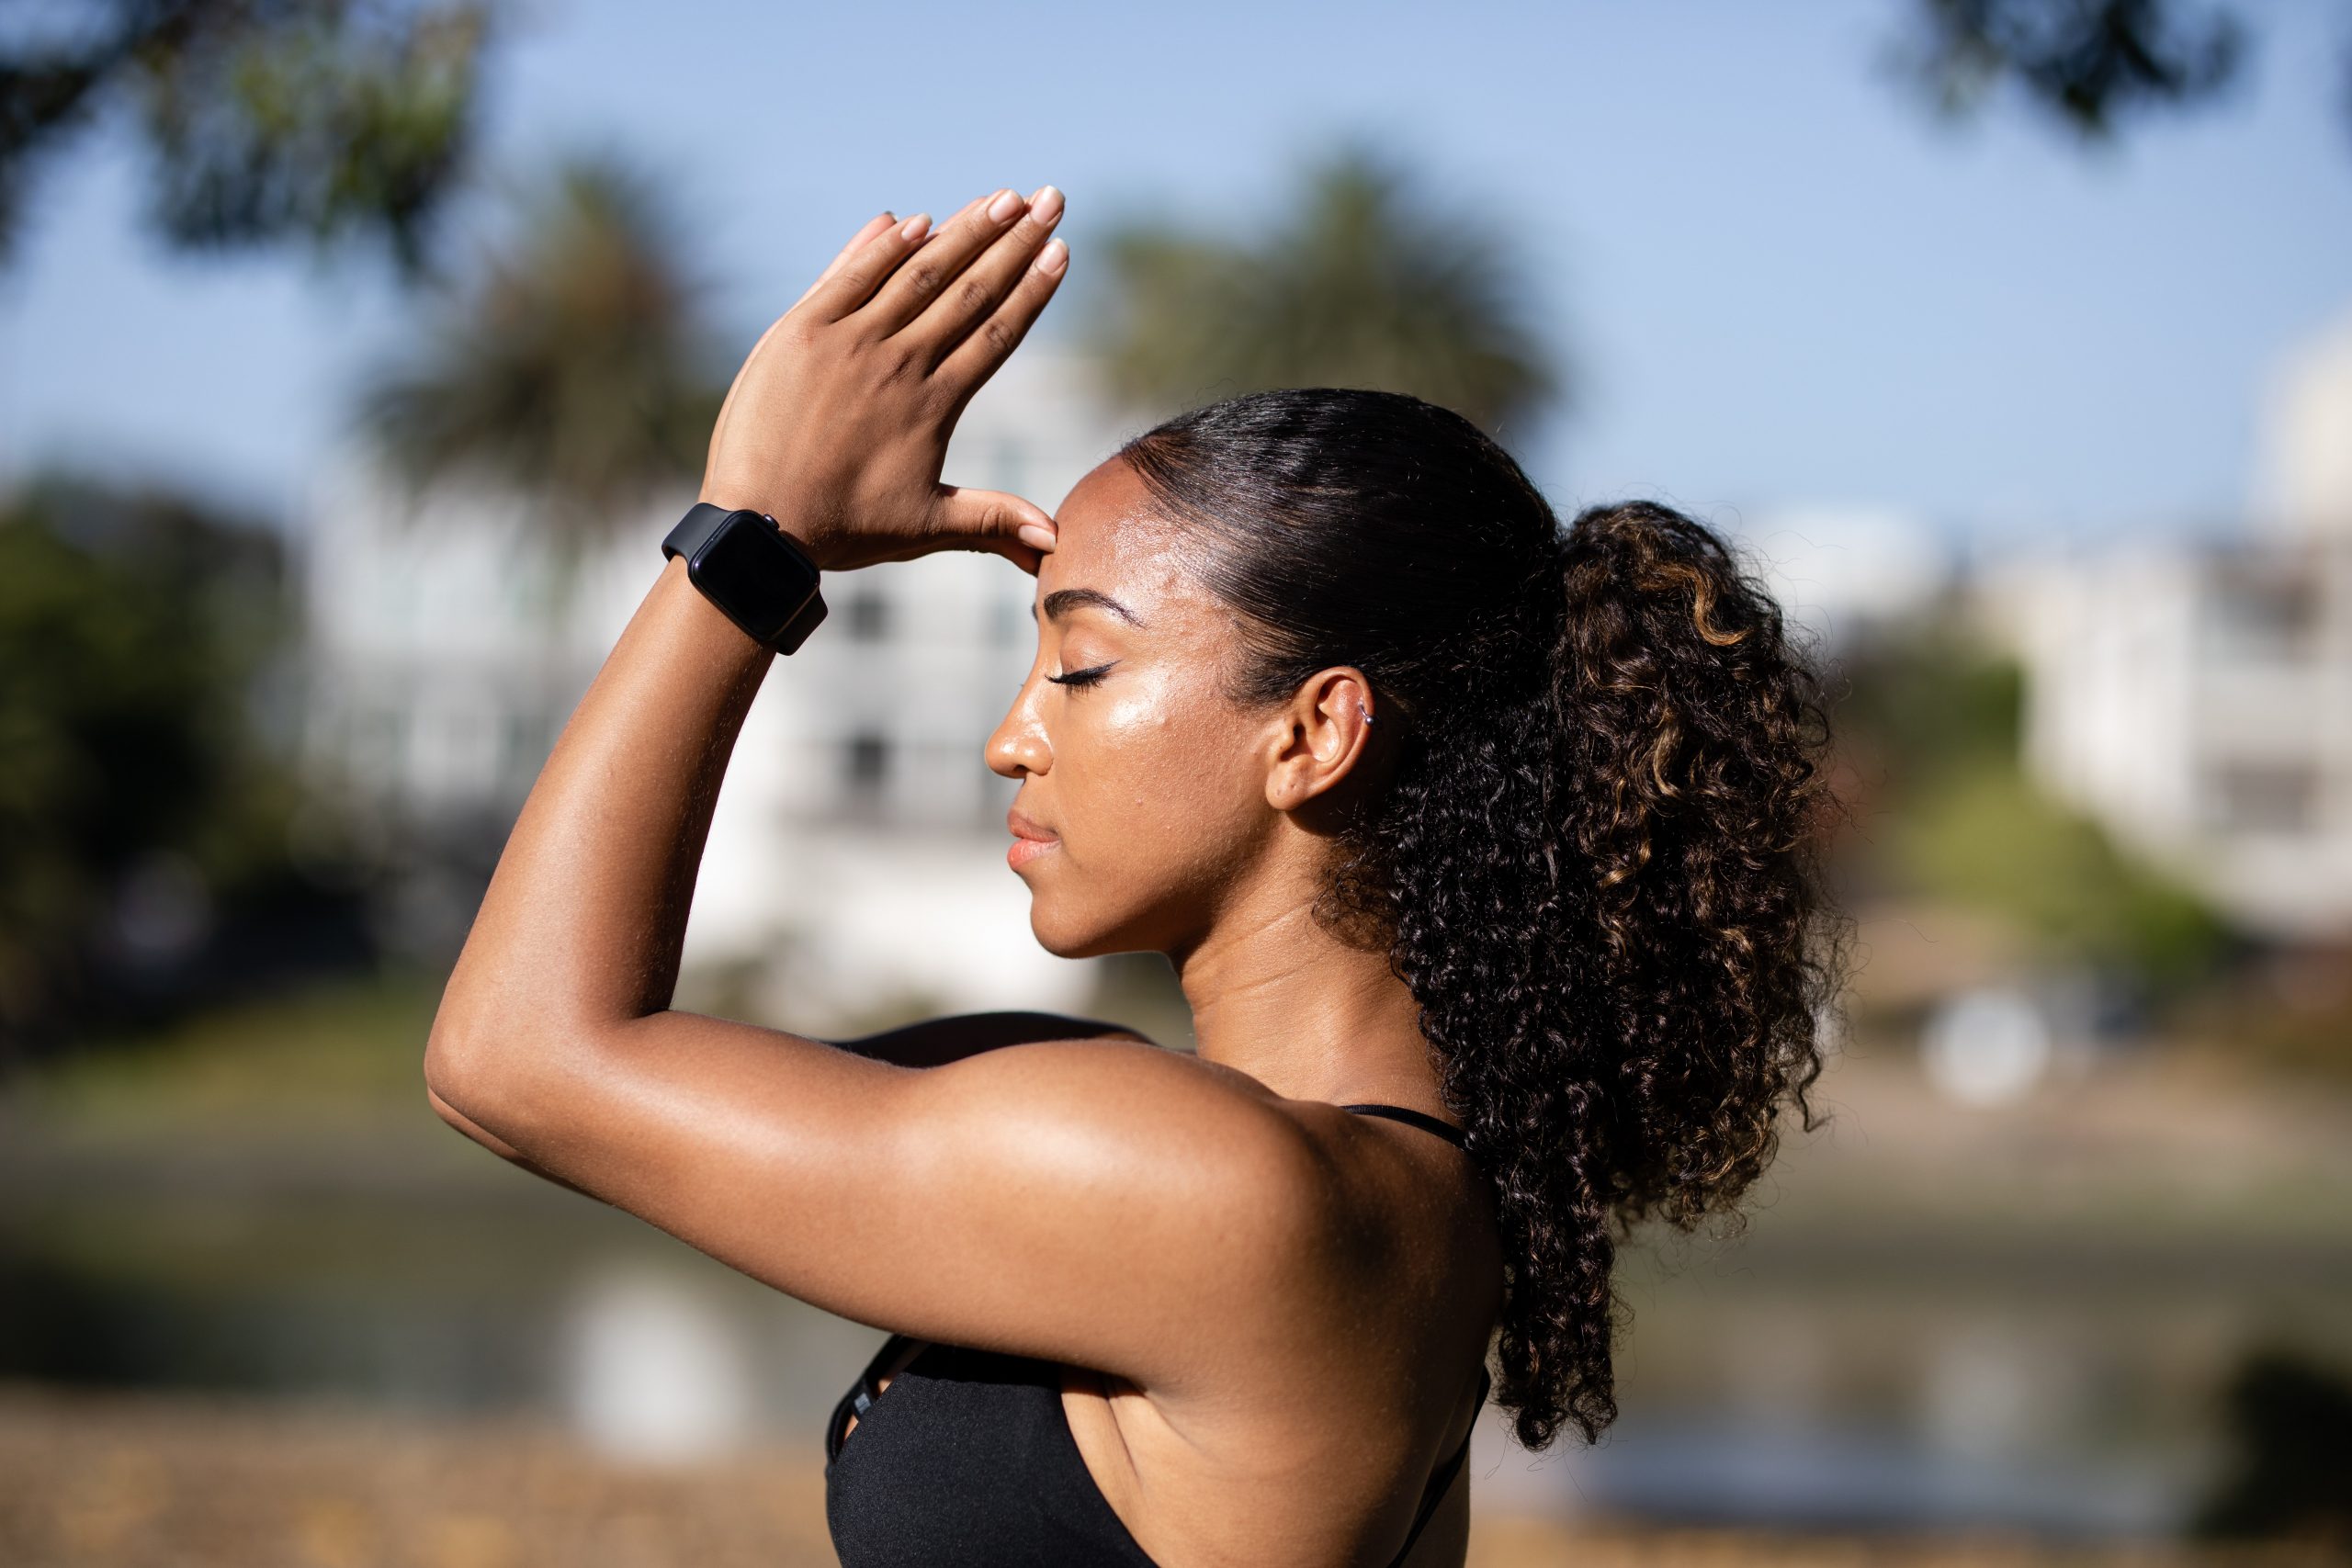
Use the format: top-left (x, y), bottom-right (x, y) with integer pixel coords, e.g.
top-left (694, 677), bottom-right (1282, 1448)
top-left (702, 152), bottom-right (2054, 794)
top-left (985, 674), bottom-right (1052, 781)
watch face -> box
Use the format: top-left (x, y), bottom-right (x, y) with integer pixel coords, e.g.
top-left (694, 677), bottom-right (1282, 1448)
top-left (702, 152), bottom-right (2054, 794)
top-left (693, 510), bottom-right (820, 643)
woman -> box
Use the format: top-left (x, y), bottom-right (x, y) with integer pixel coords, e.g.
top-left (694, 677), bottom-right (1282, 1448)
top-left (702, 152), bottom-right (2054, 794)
top-left (424, 182), bottom-right (1840, 1567)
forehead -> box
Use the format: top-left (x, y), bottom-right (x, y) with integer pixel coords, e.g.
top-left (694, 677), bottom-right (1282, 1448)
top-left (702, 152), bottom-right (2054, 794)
top-left (1034, 457), bottom-right (1197, 621)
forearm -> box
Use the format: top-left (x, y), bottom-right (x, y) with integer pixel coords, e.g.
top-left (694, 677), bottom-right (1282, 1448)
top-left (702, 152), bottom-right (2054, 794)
top-left (426, 551), bottom-right (771, 1089)
top-left (425, 186), bottom-right (1068, 1104)
top-left (426, 1083), bottom-right (608, 1202)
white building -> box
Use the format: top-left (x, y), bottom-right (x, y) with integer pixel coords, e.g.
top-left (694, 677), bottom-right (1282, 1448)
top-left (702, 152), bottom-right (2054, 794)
top-left (294, 343), bottom-right (1144, 1028)
top-left (1720, 502), bottom-right (1951, 652)
top-left (1994, 307), bottom-right (2352, 942)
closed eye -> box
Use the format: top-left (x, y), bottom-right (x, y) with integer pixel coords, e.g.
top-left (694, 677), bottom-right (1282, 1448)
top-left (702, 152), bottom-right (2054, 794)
top-left (1046, 661), bottom-right (1117, 688)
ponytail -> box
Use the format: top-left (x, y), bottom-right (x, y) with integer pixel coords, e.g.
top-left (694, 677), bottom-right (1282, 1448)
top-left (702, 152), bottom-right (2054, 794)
top-left (1121, 393), bottom-right (1843, 1451)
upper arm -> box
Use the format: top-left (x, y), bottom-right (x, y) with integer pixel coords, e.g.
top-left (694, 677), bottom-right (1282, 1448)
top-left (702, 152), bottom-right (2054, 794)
top-left (424, 1010), bottom-right (1329, 1393)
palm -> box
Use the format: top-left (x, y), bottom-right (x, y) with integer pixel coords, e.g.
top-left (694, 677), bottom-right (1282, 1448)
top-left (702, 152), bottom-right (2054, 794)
top-left (356, 153), bottom-right (724, 593)
top-left (1091, 146), bottom-right (1559, 436)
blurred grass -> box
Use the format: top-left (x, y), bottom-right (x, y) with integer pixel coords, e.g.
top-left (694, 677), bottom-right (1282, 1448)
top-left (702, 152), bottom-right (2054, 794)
top-left (1894, 764), bottom-right (2231, 994)
top-left (10, 964), bottom-right (445, 1134)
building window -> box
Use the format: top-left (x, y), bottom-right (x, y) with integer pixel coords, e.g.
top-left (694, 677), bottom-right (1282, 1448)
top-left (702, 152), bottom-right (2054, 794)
top-left (2201, 569), bottom-right (2320, 665)
top-left (2200, 762), bottom-right (2320, 835)
top-left (844, 731), bottom-right (890, 811)
top-left (844, 588), bottom-right (890, 640)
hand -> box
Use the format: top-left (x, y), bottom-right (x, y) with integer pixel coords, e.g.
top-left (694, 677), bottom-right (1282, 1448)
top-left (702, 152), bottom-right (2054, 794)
top-left (699, 185), bottom-right (1069, 576)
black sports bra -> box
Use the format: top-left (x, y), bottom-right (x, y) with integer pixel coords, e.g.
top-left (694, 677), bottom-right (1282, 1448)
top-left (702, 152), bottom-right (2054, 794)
top-left (823, 1102), bottom-right (1489, 1567)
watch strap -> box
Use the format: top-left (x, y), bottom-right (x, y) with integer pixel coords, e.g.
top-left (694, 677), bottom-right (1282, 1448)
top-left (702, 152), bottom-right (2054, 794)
top-left (662, 502), bottom-right (828, 655)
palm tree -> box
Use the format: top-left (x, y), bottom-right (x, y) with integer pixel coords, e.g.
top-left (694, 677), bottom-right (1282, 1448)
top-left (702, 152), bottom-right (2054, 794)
top-left (1088, 143), bottom-right (1561, 436)
top-left (356, 150), bottom-right (724, 614)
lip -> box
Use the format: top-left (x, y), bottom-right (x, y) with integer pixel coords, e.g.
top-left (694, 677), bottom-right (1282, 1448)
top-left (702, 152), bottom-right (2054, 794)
top-left (1007, 807), bottom-right (1059, 872)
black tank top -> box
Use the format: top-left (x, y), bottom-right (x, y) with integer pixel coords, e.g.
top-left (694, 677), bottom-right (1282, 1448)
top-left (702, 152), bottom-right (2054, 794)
top-left (823, 1103), bottom-right (1489, 1567)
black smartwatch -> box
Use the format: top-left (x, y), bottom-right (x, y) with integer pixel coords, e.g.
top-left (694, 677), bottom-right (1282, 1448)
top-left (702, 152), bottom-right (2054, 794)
top-left (661, 502), bottom-right (828, 655)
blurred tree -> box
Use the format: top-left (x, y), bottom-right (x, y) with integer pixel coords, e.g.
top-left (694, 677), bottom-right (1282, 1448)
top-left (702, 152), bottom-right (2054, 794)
top-left (0, 476), bottom-right (309, 1055)
top-left (1832, 610), bottom-right (2230, 994)
top-left (1890, 0), bottom-right (2350, 149)
top-left (0, 0), bottom-right (494, 276)
top-left (353, 151), bottom-right (726, 604)
top-left (1085, 144), bottom-right (1559, 436)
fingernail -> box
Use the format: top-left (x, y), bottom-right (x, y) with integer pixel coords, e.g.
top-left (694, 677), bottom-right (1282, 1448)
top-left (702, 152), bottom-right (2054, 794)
top-left (899, 212), bottom-right (931, 241)
top-left (1030, 185), bottom-right (1064, 227)
top-left (988, 187), bottom-right (1024, 223)
top-left (1018, 523), bottom-right (1057, 552)
top-left (1036, 239), bottom-right (1069, 276)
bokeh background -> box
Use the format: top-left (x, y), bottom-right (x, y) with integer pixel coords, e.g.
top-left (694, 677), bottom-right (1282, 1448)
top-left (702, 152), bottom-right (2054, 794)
top-left (4, 2), bottom-right (2350, 1564)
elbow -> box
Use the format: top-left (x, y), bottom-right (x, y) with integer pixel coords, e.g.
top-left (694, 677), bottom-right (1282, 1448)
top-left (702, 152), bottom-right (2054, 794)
top-left (424, 1006), bottom-right (613, 1156)
top-left (423, 1023), bottom-right (530, 1162)
top-left (423, 1029), bottom-right (472, 1128)
top-left (424, 1078), bottom-right (469, 1133)
top-left (424, 1008), bottom-right (503, 1133)
top-left (423, 1011), bottom-right (469, 1112)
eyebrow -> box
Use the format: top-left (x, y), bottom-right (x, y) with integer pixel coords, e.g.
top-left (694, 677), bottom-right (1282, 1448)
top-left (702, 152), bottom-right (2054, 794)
top-left (1032, 588), bottom-right (1146, 628)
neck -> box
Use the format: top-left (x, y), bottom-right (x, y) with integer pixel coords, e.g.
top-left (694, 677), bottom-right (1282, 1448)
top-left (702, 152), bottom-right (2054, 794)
top-left (1170, 887), bottom-right (1440, 1111)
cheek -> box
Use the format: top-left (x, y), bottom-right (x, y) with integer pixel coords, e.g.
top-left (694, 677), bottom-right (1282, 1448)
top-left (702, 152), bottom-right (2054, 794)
top-left (1064, 674), bottom-right (1262, 871)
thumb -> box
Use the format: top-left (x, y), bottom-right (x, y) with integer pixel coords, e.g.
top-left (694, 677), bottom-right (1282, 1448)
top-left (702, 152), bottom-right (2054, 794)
top-left (930, 484), bottom-right (1058, 569)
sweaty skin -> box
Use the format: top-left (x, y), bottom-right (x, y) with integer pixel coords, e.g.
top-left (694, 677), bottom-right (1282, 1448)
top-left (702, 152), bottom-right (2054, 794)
top-left (424, 185), bottom-right (1502, 1568)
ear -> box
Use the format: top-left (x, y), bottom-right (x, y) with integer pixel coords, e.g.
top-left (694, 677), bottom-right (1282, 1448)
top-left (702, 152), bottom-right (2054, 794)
top-left (1264, 667), bottom-right (1376, 813)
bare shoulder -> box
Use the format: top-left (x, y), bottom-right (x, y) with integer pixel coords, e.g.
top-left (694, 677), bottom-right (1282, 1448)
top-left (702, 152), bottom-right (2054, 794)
top-left (858, 1037), bottom-right (1355, 1384)
top-left (907, 1036), bottom-right (1324, 1213)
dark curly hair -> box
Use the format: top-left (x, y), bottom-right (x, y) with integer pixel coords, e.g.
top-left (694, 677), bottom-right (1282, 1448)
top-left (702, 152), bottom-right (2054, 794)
top-left (1118, 388), bottom-right (1844, 1450)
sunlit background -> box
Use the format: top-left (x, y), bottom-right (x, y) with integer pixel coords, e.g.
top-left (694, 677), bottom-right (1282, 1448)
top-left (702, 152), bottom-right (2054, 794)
top-left (4, 2), bottom-right (2350, 1564)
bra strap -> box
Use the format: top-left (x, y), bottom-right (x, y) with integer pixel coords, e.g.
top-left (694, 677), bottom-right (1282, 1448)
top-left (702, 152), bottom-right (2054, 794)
top-left (1338, 1102), bottom-right (1470, 1150)
top-left (1384, 1363), bottom-right (1492, 1566)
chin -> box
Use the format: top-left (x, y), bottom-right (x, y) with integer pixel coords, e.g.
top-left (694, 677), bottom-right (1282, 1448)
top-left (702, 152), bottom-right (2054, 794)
top-left (1021, 885), bottom-right (1147, 963)
top-left (1026, 907), bottom-right (1115, 962)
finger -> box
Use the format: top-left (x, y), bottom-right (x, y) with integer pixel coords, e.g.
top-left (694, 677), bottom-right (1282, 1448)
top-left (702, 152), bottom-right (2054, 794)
top-left (929, 483), bottom-right (1057, 571)
top-left (793, 210), bottom-right (898, 310)
top-left (905, 184), bottom-right (1064, 365)
top-left (859, 186), bottom-right (1031, 337)
top-left (934, 233), bottom-right (1069, 398)
top-left (803, 209), bottom-right (935, 321)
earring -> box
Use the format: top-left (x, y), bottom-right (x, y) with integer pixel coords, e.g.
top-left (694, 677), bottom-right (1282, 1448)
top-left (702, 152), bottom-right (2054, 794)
top-left (1359, 701), bottom-right (1375, 728)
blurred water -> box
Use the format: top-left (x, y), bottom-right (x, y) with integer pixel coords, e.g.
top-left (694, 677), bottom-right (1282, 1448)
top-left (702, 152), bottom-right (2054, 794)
top-left (3, 1182), bottom-right (2341, 1538)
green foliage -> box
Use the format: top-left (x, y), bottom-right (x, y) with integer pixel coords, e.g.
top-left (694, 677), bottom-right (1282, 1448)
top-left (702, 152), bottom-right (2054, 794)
top-left (1086, 143), bottom-right (1559, 435)
top-left (1835, 612), bottom-right (2230, 989)
top-left (0, 476), bottom-right (301, 1045)
top-left (354, 152), bottom-right (726, 599)
top-left (1836, 618), bottom-right (2025, 781)
top-left (2, 0), bottom-right (495, 276)
top-left (1895, 761), bottom-right (2231, 985)
top-left (1893, 0), bottom-right (2247, 140)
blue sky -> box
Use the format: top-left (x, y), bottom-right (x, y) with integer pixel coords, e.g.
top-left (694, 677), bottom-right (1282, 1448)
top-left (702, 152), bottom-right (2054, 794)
top-left (3, 0), bottom-right (2347, 547)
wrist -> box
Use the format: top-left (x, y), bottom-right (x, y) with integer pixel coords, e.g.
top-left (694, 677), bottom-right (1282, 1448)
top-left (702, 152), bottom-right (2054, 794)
top-left (663, 500), bottom-right (830, 655)
top-left (697, 479), bottom-right (827, 565)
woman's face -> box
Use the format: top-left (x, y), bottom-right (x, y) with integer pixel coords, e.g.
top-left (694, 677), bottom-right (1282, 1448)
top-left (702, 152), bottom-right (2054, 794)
top-left (985, 457), bottom-right (1280, 959)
